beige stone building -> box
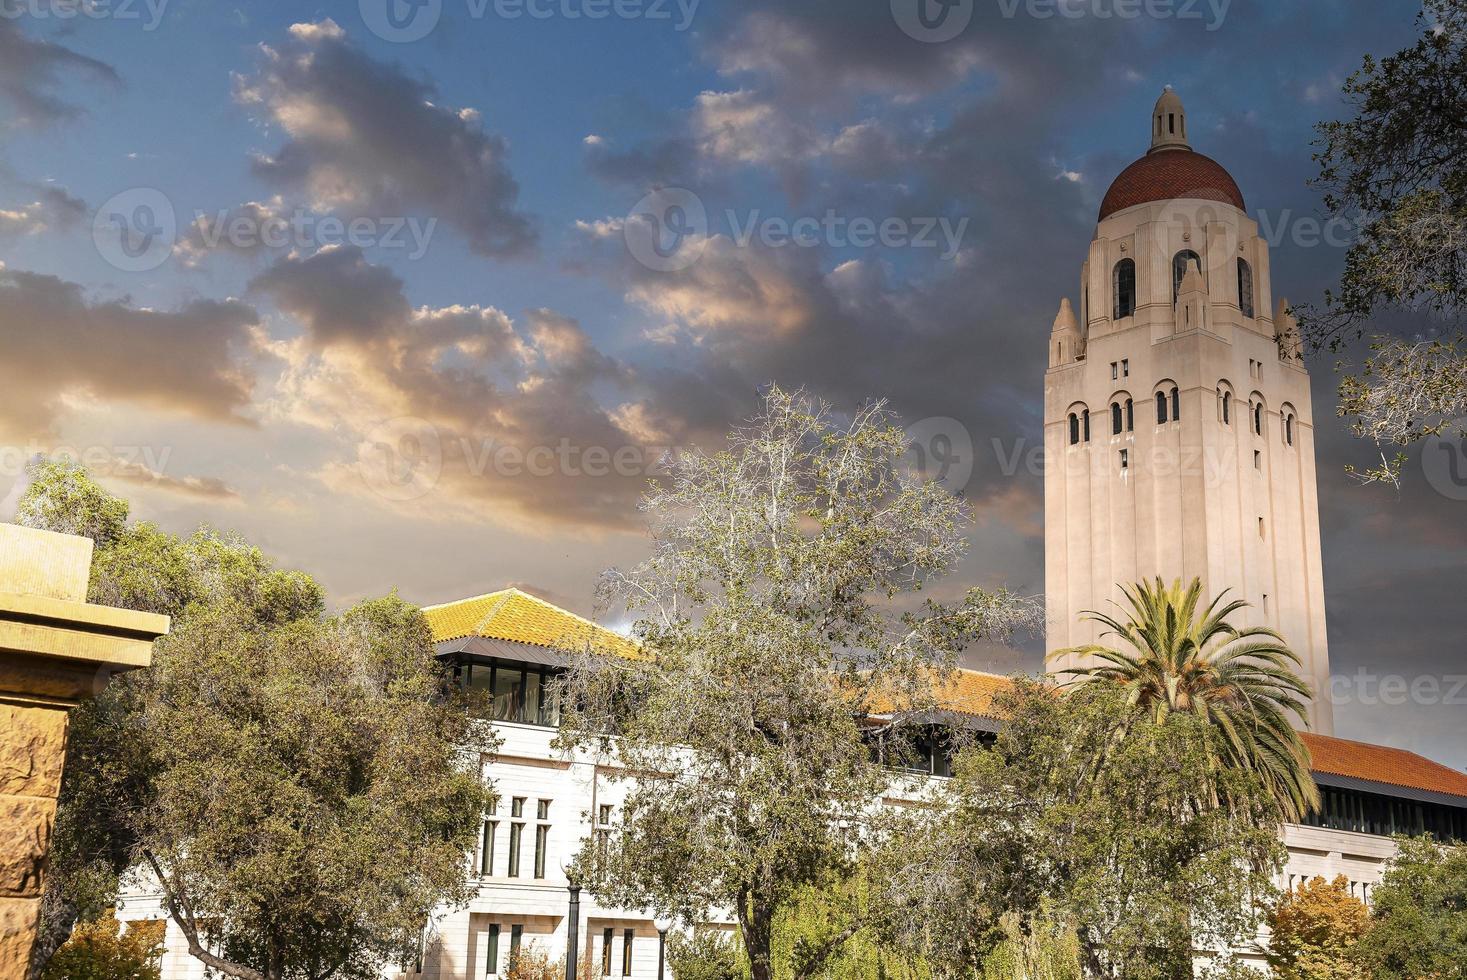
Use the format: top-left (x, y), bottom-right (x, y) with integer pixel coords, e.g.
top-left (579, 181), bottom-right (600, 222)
top-left (1044, 86), bottom-right (1333, 734)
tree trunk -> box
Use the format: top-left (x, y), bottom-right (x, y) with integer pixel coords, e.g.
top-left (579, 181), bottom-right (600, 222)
top-left (25, 882), bottom-right (78, 980)
top-left (737, 887), bottom-right (775, 980)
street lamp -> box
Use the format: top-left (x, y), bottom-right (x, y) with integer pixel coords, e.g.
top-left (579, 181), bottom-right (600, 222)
top-left (652, 916), bottom-right (675, 980)
top-left (564, 877), bottom-right (582, 980)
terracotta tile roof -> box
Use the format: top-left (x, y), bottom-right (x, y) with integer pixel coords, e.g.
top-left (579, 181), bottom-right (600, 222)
top-left (423, 588), bottom-right (639, 658)
top-left (1301, 732), bottom-right (1467, 802)
top-left (1099, 149), bottom-right (1246, 220)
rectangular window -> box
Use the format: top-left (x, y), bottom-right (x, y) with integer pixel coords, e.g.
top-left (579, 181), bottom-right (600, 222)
top-left (524, 669), bottom-right (543, 724)
top-left (1263, 594), bottom-right (1269, 614)
top-left (1111, 361), bottom-right (1118, 380)
top-left (480, 820), bottom-right (496, 876)
top-left (511, 797), bottom-right (524, 818)
top-left (510, 925), bottom-right (523, 971)
top-left (602, 928), bottom-right (614, 977)
top-left (486, 924), bottom-right (500, 977)
top-left (493, 667), bottom-right (525, 722)
top-left (537, 799), bottom-right (550, 820)
top-left (622, 929), bottom-right (634, 977)
top-left (534, 825), bottom-right (549, 879)
top-left (1258, 517), bottom-right (1266, 539)
top-left (1122, 358), bottom-right (1129, 377)
top-left (1119, 449), bottom-right (1129, 470)
top-left (508, 822), bottom-right (523, 877)
top-left (1254, 450), bottom-right (1262, 469)
top-left (596, 805), bottom-right (612, 864)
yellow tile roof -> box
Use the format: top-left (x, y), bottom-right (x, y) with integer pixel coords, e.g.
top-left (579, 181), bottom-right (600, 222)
top-left (868, 668), bottom-right (1016, 720)
top-left (422, 588), bottom-right (639, 657)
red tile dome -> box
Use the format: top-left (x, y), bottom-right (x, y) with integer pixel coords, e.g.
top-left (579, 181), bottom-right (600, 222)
top-left (1099, 148), bottom-right (1245, 221)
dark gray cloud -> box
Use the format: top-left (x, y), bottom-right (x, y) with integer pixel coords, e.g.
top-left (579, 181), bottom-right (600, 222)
top-left (0, 20), bottom-right (119, 127)
top-left (235, 20), bottom-right (536, 258)
top-left (0, 268), bottom-right (259, 440)
top-left (0, 184), bottom-right (88, 235)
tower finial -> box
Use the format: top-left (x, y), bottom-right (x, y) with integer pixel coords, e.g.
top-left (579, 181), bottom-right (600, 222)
top-left (1150, 86), bottom-right (1190, 153)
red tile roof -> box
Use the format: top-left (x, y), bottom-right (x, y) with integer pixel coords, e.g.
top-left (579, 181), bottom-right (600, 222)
top-left (1099, 149), bottom-right (1246, 220)
top-left (1301, 732), bottom-right (1467, 802)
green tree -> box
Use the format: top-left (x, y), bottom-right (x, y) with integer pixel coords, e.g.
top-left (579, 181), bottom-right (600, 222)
top-left (869, 680), bottom-right (1287, 980)
top-left (555, 387), bottom-right (1034, 980)
top-left (1052, 577), bottom-right (1319, 822)
top-left (40, 915), bottom-right (163, 980)
top-left (17, 460), bottom-right (495, 980)
top-left (1305, 0), bottom-right (1467, 486)
top-left (1266, 876), bottom-right (1369, 980)
top-left (1353, 837), bottom-right (1467, 980)
top-left (667, 930), bottom-right (748, 980)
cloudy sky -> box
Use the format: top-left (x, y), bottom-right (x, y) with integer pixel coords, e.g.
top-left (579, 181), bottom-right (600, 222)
top-left (1, 0), bottom-right (1462, 768)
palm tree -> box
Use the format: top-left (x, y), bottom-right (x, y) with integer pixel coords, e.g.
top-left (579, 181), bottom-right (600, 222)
top-left (1051, 576), bottom-right (1320, 822)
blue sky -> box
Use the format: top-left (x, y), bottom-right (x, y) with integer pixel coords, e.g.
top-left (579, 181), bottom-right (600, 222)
top-left (1, 0), bottom-right (1463, 768)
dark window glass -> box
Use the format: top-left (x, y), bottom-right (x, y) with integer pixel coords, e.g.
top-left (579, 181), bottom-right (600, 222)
top-left (510, 925), bottom-right (523, 971)
top-left (1170, 387), bottom-right (1179, 422)
top-left (1125, 398), bottom-right (1134, 432)
top-left (1286, 415), bottom-right (1295, 446)
top-left (1172, 249), bottom-right (1201, 302)
top-left (486, 925), bottom-right (499, 976)
top-left (534, 825), bottom-right (549, 879)
top-left (1069, 413), bottom-right (1079, 445)
top-left (1237, 258), bottom-right (1254, 317)
top-left (1112, 259), bottom-right (1136, 319)
top-left (1082, 409), bottom-right (1091, 442)
top-left (480, 820), bottom-right (496, 876)
top-left (602, 928), bottom-right (614, 977)
top-left (508, 822), bottom-right (522, 877)
top-left (1111, 403), bottom-right (1123, 435)
top-left (1254, 403), bottom-right (1263, 435)
top-left (1156, 391), bottom-right (1168, 424)
top-left (493, 667), bottom-right (524, 722)
top-left (1223, 391), bottom-right (1232, 424)
top-left (623, 929), bottom-right (634, 976)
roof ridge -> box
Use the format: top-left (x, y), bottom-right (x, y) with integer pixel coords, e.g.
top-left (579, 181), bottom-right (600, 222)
top-left (421, 588), bottom-right (511, 611)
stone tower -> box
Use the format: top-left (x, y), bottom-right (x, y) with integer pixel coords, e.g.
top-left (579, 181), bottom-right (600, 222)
top-left (1044, 87), bottom-right (1333, 733)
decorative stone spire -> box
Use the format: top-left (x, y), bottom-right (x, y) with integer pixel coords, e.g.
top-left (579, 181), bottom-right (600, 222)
top-left (1049, 297), bottom-right (1083, 366)
top-left (1150, 85), bottom-right (1190, 154)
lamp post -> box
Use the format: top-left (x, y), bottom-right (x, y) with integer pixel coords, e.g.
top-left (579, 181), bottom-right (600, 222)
top-left (652, 916), bottom-right (674, 980)
top-left (564, 878), bottom-right (582, 980)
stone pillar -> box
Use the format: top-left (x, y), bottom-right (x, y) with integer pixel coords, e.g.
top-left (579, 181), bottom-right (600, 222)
top-left (0, 524), bottom-right (169, 979)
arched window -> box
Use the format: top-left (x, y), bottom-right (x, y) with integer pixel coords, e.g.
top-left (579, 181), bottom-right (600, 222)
top-left (1170, 387), bottom-right (1180, 421)
top-left (1222, 390), bottom-right (1232, 424)
top-left (1237, 257), bottom-right (1255, 317)
top-left (1285, 414), bottom-right (1295, 446)
top-left (1173, 249), bottom-right (1201, 302)
top-left (1126, 398), bottom-right (1134, 432)
top-left (1069, 413), bottom-right (1079, 445)
top-left (1254, 402), bottom-right (1264, 435)
top-left (1155, 391), bottom-right (1168, 424)
top-left (1113, 259), bottom-right (1136, 320)
top-left (1083, 409), bottom-right (1091, 443)
top-left (1111, 402), bottom-right (1123, 435)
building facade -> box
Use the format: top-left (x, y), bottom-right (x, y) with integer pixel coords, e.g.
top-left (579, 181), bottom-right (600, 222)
top-left (1043, 86), bottom-right (1333, 734)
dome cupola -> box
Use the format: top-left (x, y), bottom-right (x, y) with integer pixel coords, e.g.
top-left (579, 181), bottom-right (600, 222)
top-left (1150, 85), bottom-right (1189, 152)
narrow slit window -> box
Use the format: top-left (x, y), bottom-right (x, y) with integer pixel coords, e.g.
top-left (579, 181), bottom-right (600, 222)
top-left (1125, 398), bottom-right (1134, 432)
top-left (1111, 402), bottom-right (1123, 435)
top-left (1113, 259), bottom-right (1136, 319)
top-left (1170, 387), bottom-right (1179, 422)
top-left (486, 925), bottom-right (500, 977)
top-left (622, 929), bottom-right (634, 976)
top-left (1119, 448), bottom-right (1129, 470)
top-left (1156, 391), bottom-right (1168, 424)
top-left (1069, 413), bottom-right (1080, 446)
top-left (1082, 409), bottom-right (1091, 443)
top-left (602, 928), bottom-right (614, 977)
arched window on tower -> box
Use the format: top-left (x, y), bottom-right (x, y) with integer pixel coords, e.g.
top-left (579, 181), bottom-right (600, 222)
top-left (1156, 391), bottom-right (1168, 424)
top-left (1254, 402), bottom-right (1264, 436)
top-left (1222, 390), bottom-right (1232, 424)
top-left (1285, 414), bottom-right (1295, 446)
top-left (1237, 258), bottom-right (1255, 317)
top-left (1172, 249), bottom-right (1201, 302)
top-left (1069, 413), bottom-right (1079, 445)
top-left (1113, 259), bottom-right (1136, 320)
top-left (1083, 409), bottom-right (1091, 443)
top-left (1126, 398), bottom-right (1134, 432)
top-left (1170, 387), bottom-right (1180, 421)
top-left (1111, 402), bottom-right (1122, 435)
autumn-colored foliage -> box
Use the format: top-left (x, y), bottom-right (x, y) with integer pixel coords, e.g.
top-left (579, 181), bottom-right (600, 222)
top-left (1266, 876), bottom-right (1369, 980)
top-left (41, 914), bottom-right (163, 980)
